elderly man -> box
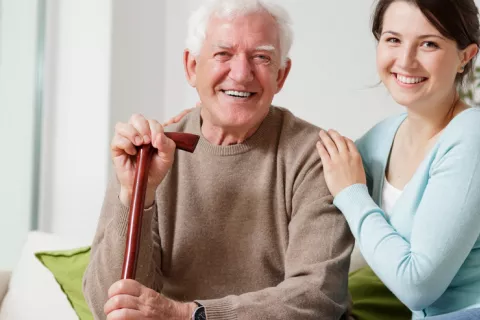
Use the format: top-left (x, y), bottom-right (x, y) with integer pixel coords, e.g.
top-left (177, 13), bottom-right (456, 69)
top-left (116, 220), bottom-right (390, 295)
top-left (83, 0), bottom-right (353, 319)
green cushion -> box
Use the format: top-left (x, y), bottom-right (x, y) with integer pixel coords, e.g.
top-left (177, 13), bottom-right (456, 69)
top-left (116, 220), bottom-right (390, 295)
top-left (35, 246), bottom-right (93, 320)
top-left (34, 246), bottom-right (410, 320)
top-left (349, 266), bottom-right (411, 320)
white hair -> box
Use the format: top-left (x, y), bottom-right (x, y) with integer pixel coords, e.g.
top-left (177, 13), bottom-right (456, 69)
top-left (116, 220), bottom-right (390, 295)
top-left (185, 0), bottom-right (293, 68)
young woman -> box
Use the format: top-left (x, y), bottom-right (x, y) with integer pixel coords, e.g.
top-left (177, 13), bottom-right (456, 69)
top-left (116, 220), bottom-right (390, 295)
top-left (317, 0), bottom-right (480, 319)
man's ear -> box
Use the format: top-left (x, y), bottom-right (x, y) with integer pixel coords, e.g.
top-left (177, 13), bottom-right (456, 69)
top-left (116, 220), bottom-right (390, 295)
top-left (184, 49), bottom-right (197, 87)
top-left (275, 58), bottom-right (292, 93)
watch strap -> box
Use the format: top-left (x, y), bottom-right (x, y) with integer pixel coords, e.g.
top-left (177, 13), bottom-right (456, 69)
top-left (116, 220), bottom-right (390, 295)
top-left (192, 302), bottom-right (206, 320)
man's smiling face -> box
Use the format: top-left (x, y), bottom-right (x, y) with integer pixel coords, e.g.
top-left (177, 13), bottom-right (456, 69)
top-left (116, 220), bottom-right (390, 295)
top-left (185, 11), bottom-right (290, 131)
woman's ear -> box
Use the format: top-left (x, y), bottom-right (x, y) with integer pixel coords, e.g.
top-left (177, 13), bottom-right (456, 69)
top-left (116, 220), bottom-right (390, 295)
top-left (459, 43), bottom-right (479, 71)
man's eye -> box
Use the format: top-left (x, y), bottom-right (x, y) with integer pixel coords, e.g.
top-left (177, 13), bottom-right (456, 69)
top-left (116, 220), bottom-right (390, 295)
top-left (215, 52), bottom-right (229, 57)
top-left (253, 55), bottom-right (271, 63)
top-left (214, 52), bottom-right (231, 60)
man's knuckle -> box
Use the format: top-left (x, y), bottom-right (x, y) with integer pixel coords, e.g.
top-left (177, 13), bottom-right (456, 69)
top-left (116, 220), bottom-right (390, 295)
top-left (131, 113), bottom-right (143, 120)
top-left (144, 306), bottom-right (155, 317)
top-left (117, 280), bottom-right (128, 291)
top-left (110, 295), bottom-right (121, 307)
top-left (115, 122), bottom-right (124, 132)
top-left (141, 297), bottom-right (157, 316)
top-left (118, 309), bottom-right (129, 319)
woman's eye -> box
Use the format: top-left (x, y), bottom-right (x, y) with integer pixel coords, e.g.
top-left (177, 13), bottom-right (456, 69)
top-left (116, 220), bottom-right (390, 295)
top-left (386, 37), bottom-right (400, 44)
top-left (422, 41), bottom-right (439, 49)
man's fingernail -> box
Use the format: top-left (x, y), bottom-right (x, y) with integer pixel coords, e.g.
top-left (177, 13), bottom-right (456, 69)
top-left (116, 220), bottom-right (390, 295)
top-left (143, 135), bottom-right (150, 144)
top-left (135, 136), bottom-right (142, 145)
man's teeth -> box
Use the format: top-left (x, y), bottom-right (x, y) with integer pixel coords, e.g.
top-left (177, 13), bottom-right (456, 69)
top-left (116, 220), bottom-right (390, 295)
top-left (224, 90), bottom-right (252, 97)
top-left (396, 74), bottom-right (426, 84)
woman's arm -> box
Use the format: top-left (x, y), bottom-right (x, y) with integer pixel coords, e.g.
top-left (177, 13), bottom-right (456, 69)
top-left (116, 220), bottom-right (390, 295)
top-left (333, 140), bottom-right (480, 311)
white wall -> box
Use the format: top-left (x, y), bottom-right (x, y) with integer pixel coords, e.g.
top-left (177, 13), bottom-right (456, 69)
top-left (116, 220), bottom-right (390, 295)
top-left (110, 0), bottom-right (166, 126)
top-left (39, 0), bottom-right (112, 243)
top-left (0, 0), bottom-right (40, 269)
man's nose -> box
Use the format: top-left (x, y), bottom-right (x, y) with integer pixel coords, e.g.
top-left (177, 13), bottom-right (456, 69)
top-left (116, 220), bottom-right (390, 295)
top-left (228, 56), bottom-right (254, 83)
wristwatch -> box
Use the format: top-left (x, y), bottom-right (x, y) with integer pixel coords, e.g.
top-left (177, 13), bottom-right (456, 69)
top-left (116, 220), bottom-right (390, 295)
top-left (192, 302), bottom-right (206, 320)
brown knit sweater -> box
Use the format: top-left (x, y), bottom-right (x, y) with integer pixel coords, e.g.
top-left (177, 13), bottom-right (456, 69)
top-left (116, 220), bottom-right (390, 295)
top-left (83, 106), bottom-right (354, 320)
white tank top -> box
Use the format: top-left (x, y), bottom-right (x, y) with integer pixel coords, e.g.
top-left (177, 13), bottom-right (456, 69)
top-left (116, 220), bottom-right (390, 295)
top-left (381, 177), bottom-right (403, 219)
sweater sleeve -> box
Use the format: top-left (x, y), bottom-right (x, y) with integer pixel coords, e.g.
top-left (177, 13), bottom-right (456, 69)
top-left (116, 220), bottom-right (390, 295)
top-left (196, 161), bottom-right (354, 320)
top-left (82, 177), bottom-right (163, 320)
top-left (333, 139), bottom-right (480, 311)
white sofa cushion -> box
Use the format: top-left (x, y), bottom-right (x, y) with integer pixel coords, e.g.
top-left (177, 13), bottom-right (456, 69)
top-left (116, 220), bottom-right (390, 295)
top-left (349, 243), bottom-right (368, 274)
top-left (0, 271), bottom-right (10, 306)
top-left (0, 231), bottom-right (89, 320)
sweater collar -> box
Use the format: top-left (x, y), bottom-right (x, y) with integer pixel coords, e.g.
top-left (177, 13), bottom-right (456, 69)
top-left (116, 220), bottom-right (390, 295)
top-left (191, 106), bottom-right (275, 156)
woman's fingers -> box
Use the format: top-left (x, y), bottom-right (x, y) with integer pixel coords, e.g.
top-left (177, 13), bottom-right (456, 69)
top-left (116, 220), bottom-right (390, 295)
top-left (328, 129), bottom-right (348, 154)
top-left (345, 137), bottom-right (363, 163)
top-left (319, 130), bottom-right (339, 158)
top-left (162, 108), bottom-right (196, 127)
top-left (174, 108), bottom-right (194, 122)
top-left (316, 141), bottom-right (332, 165)
top-left (345, 137), bottom-right (356, 153)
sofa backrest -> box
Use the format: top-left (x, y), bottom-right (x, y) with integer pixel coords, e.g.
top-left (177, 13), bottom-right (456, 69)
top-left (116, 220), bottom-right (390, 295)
top-left (0, 271), bottom-right (11, 307)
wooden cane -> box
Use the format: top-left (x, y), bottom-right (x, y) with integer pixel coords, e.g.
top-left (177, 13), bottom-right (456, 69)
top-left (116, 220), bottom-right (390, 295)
top-left (121, 132), bottom-right (200, 280)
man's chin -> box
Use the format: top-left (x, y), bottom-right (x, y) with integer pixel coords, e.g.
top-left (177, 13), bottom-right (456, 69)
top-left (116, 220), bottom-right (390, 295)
top-left (201, 103), bottom-right (270, 129)
top-left (214, 118), bottom-right (253, 129)
top-left (207, 114), bottom-right (258, 130)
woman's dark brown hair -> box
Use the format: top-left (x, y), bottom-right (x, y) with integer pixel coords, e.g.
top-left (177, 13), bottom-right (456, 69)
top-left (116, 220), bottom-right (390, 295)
top-left (371, 0), bottom-right (480, 85)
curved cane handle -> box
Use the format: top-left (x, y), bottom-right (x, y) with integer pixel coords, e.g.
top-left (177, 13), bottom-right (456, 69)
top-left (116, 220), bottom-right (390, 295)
top-left (165, 132), bottom-right (200, 153)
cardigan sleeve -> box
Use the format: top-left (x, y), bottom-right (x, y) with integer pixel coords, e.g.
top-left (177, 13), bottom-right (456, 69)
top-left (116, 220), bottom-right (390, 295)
top-left (354, 132), bottom-right (373, 194)
top-left (333, 135), bottom-right (480, 311)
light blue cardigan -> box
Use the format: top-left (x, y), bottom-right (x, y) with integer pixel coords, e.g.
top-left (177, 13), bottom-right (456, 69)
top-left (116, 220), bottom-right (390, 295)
top-left (334, 108), bottom-right (480, 318)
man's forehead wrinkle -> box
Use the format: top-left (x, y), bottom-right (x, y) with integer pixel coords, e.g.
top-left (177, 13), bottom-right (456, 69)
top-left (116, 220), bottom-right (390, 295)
top-left (212, 42), bottom-right (233, 50)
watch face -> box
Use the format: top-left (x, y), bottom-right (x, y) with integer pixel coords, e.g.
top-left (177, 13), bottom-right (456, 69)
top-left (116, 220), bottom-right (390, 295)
top-left (193, 306), bottom-right (206, 320)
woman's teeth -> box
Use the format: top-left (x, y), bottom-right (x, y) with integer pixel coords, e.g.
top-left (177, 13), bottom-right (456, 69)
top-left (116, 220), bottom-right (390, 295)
top-left (396, 74), bottom-right (426, 84)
